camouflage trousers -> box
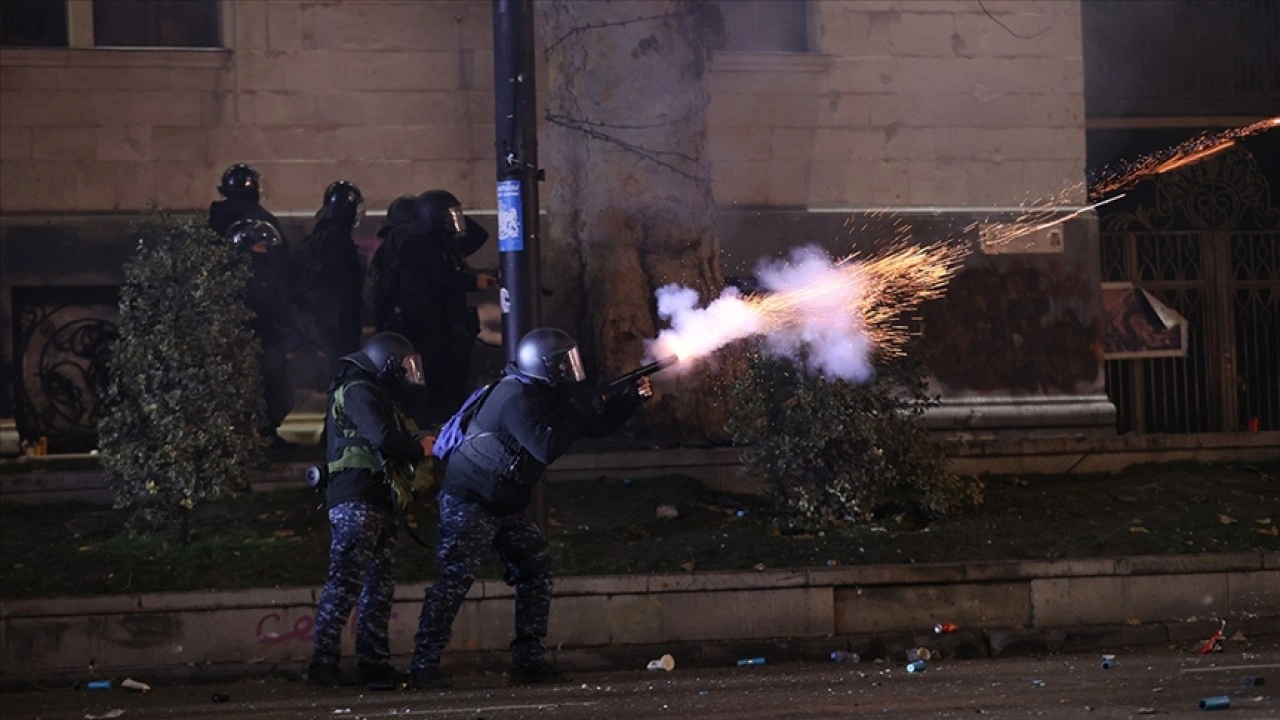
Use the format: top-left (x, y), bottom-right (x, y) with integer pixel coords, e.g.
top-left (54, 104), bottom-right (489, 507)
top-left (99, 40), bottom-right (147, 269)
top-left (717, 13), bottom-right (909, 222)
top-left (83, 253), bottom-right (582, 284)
top-left (409, 492), bottom-right (552, 671)
top-left (311, 501), bottom-right (398, 668)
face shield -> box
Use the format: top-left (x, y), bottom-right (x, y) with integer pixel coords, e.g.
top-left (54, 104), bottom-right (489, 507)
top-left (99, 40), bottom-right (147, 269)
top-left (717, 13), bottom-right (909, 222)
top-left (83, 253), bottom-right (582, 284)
top-left (446, 206), bottom-right (467, 238)
top-left (548, 347), bottom-right (586, 385)
top-left (399, 353), bottom-right (425, 386)
top-left (354, 202), bottom-right (366, 229)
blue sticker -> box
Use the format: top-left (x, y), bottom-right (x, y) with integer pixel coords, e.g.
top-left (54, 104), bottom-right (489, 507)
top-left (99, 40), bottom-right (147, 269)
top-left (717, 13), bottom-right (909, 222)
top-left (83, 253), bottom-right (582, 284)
top-left (497, 180), bottom-right (524, 252)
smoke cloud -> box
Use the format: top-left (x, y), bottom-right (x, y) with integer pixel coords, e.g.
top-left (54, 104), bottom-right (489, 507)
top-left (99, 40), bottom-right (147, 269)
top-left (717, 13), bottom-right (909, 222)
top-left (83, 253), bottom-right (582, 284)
top-left (648, 245), bottom-right (876, 382)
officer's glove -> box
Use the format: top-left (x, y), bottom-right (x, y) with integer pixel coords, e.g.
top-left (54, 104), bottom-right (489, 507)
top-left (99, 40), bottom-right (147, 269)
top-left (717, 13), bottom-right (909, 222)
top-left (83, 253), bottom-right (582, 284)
top-left (569, 388), bottom-right (608, 416)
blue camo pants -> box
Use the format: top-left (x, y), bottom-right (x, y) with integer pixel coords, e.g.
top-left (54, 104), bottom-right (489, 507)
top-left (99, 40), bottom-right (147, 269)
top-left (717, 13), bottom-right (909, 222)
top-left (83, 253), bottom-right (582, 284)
top-left (311, 501), bottom-right (398, 668)
top-left (410, 492), bottom-right (553, 671)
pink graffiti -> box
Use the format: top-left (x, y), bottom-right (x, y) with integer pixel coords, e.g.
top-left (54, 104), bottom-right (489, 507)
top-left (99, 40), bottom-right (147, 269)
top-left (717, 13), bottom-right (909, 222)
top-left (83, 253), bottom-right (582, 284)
top-left (255, 610), bottom-right (399, 645)
top-left (256, 613), bottom-right (314, 645)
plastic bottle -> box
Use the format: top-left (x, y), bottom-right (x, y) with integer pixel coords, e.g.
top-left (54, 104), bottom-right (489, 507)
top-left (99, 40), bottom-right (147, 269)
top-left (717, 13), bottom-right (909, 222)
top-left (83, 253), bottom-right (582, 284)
top-left (830, 651), bottom-right (860, 663)
top-left (1198, 695), bottom-right (1230, 710)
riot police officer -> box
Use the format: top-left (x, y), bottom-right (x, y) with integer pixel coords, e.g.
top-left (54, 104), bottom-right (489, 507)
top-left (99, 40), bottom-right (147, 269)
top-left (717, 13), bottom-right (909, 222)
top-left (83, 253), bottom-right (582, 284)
top-left (208, 163), bottom-right (282, 237)
top-left (307, 332), bottom-right (435, 688)
top-left (407, 328), bottom-right (652, 689)
top-left (227, 219), bottom-right (296, 445)
top-left (297, 180), bottom-right (366, 376)
top-left (388, 189), bottom-right (496, 425)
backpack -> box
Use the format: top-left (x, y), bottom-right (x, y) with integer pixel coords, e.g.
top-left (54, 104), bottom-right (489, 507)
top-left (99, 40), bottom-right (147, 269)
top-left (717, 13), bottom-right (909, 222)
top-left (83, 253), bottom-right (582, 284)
top-left (433, 380), bottom-right (501, 463)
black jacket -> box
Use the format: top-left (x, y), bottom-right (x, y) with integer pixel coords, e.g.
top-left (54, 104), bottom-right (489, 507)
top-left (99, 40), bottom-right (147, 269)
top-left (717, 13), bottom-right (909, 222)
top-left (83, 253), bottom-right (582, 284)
top-left (442, 370), bottom-right (641, 514)
top-left (324, 365), bottom-right (425, 510)
top-left (388, 219), bottom-right (489, 347)
top-left (245, 251), bottom-right (292, 347)
top-left (297, 218), bottom-right (364, 357)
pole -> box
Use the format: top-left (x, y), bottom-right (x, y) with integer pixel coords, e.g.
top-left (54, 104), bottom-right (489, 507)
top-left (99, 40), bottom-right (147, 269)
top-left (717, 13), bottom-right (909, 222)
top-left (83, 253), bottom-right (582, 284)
top-left (493, 0), bottom-right (546, 529)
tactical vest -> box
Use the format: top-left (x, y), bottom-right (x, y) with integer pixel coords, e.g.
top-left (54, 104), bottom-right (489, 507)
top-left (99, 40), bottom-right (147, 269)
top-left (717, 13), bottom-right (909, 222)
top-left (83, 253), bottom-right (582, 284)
top-left (327, 380), bottom-right (434, 509)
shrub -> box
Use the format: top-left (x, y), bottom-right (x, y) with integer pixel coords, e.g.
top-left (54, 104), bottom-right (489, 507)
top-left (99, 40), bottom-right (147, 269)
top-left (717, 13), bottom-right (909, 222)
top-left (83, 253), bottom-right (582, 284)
top-left (98, 210), bottom-right (267, 540)
top-left (726, 344), bottom-right (981, 531)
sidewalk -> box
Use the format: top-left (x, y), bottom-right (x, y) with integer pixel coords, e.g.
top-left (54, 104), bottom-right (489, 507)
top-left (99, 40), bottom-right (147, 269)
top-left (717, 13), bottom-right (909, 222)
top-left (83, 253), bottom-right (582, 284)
top-left (2, 551), bottom-right (1276, 686)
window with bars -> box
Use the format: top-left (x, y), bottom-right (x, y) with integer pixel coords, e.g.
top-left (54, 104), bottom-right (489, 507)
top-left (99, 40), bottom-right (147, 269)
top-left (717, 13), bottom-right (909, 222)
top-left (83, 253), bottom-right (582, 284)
top-left (717, 0), bottom-right (810, 53)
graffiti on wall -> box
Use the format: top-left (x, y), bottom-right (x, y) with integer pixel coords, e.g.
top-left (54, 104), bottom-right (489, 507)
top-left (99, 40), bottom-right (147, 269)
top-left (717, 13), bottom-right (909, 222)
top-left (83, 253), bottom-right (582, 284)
top-left (13, 292), bottom-right (119, 452)
top-left (255, 609), bottom-right (399, 646)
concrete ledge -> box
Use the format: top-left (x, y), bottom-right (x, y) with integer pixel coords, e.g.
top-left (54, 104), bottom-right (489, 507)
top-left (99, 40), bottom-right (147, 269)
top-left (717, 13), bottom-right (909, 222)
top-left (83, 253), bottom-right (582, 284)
top-left (4, 432), bottom-right (1277, 505)
top-left (3, 553), bottom-right (1275, 683)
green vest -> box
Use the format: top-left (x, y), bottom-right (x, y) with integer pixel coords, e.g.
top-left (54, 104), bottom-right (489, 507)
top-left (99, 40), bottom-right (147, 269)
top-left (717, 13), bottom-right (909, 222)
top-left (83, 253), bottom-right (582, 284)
top-left (327, 380), bottom-right (435, 510)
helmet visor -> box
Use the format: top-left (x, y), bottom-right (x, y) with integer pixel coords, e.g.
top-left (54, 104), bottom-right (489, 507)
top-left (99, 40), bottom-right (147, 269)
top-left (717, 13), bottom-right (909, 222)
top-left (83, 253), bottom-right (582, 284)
top-left (400, 354), bottom-right (425, 386)
top-left (354, 203), bottom-right (366, 229)
top-left (447, 206), bottom-right (467, 238)
top-left (549, 347), bottom-right (586, 385)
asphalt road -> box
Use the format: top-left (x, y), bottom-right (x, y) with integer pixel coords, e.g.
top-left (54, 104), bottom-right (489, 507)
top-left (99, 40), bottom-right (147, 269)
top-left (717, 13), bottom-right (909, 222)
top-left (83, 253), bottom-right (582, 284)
top-left (5, 643), bottom-right (1277, 720)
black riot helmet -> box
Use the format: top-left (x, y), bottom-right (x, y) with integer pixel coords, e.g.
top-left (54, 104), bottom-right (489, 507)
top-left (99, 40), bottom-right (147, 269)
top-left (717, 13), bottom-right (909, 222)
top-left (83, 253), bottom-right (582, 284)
top-left (226, 219), bottom-right (283, 253)
top-left (413, 189), bottom-right (467, 239)
top-left (515, 327), bottom-right (587, 386)
top-left (342, 332), bottom-right (424, 386)
top-left (319, 180), bottom-right (365, 227)
top-left (218, 163), bottom-right (261, 201)
top-left (378, 194), bottom-right (418, 239)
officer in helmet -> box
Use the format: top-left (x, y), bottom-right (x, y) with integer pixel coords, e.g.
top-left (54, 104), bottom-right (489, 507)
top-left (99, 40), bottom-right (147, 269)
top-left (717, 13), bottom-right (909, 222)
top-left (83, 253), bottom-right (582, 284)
top-left (407, 327), bottom-right (652, 689)
top-left (307, 332), bottom-right (436, 688)
top-left (297, 180), bottom-right (366, 375)
top-left (390, 189), bottom-right (496, 426)
top-left (208, 163), bottom-right (283, 237)
top-left (227, 219), bottom-right (296, 445)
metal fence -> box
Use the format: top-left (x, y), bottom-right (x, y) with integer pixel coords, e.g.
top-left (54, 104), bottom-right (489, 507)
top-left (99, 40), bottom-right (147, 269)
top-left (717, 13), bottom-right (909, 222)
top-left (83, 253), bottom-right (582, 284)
top-left (1103, 230), bottom-right (1279, 433)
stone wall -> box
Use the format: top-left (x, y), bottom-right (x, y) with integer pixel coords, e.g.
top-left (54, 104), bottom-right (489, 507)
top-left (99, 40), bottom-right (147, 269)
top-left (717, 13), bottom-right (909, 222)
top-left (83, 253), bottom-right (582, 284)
top-left (1, 552), bottom-right (1274, 680)
top-left (707, 0), bottom-right (1086, 208)
top-left (1, 0), bottom-right (1086, 214)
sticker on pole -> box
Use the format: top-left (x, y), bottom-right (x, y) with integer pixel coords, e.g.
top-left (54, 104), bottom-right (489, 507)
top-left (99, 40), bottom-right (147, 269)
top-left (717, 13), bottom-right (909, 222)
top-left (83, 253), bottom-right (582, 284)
top-left (497, 180), bottom-right (524, 252)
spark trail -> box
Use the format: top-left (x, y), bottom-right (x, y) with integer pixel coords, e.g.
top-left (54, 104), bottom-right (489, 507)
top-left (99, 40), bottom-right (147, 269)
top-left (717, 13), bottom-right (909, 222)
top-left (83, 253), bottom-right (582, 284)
top-left (646, 116), bottom-right (1279, 382)
top-left (648, 242), bottom-right (966, 381)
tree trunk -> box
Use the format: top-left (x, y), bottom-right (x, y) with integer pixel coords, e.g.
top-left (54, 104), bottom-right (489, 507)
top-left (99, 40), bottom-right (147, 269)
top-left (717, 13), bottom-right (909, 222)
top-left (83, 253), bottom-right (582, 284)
top-left (539, 0), bottom-right (730, 443)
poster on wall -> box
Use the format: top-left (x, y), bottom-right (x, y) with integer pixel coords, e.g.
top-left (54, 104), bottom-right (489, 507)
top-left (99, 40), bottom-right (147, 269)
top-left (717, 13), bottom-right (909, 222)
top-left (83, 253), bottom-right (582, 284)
top-left (1100, 282), bottom-right (1188, 359)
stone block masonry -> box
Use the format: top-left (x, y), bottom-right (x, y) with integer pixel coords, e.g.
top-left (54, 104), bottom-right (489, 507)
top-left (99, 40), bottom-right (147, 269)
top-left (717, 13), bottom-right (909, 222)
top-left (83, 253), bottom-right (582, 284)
top-left (1, 552), bottom-right (1273, 682)
top-left (1, 1), bottom-right (1086, 214)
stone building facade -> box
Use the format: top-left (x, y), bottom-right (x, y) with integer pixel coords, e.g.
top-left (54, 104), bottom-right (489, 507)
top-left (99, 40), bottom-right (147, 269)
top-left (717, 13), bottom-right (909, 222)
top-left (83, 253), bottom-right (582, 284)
top-left (1, 0), bottom-right (1104, 448)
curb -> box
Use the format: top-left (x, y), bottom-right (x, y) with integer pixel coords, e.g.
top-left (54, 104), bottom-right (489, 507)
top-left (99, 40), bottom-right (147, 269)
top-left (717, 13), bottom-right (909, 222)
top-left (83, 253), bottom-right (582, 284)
top-left (4, 617), bottom-right (1276, 691)
top-left (3, 552), bottom-right (1277, 690)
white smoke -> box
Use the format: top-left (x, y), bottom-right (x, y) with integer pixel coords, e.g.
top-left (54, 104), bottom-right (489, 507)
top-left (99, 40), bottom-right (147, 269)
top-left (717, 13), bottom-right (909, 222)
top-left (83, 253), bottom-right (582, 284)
top-left (647, 245), bottom-right (875, 382)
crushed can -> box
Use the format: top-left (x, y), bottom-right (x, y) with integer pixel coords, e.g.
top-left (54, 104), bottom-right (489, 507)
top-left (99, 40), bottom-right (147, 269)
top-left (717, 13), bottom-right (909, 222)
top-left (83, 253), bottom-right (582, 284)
top-left (907, 647), bottom-right (933, 663)
top-left (935, 623), bottom-right (958, 634)
top-left (1100, 654), bottom-right (1117, 670)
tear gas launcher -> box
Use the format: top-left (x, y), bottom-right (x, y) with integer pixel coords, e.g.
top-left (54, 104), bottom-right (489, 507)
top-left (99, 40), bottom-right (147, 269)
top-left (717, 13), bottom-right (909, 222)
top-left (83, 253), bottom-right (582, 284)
top-left (579, 356), bottom-right (678, 411)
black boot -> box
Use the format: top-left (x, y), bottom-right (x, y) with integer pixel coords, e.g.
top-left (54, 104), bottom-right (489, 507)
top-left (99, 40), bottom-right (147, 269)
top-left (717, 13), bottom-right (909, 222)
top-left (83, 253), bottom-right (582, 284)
top-left (408, 666), bottom-right (450, 690)
top-left (305, 661), bottom-right (354, 687)
top-left (511, 662), bottom-right (572, 685)
top-left (358, 663), bottom-right (402, 689)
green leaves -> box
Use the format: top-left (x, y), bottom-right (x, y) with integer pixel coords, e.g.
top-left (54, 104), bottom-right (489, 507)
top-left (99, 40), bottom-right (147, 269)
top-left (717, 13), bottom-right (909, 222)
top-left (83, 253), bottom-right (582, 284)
top-left (727, 343), bottom-right (981, 531)
top-left (98, 210), bottom-right (267, 540)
